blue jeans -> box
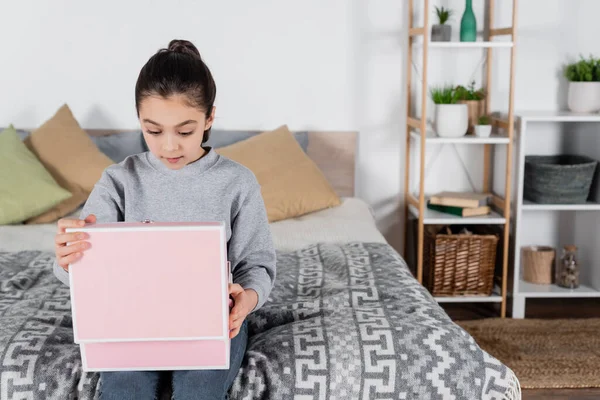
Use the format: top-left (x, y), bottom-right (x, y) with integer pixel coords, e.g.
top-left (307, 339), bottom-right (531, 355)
top-left (99, 321), bottom-right (248, 400)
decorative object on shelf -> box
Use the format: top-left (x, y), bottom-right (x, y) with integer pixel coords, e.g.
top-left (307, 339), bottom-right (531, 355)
top-left (456, 81), bottom-right (486, 133)
top-left (429, 191), bottom-right (491, 208)
top-left (557, 245), bottom-right (580, 288)
top-left (431, 6), bottom-right (453, 42)
top-left (427, 201), bottom-right (490, 217)
top-left (475, 115), bottom-right (492, 137)
top-left (522, 246), bottom-right (555, 284)
top-left (430, 85), bottom-right (468, 137)
top-left (423, 225), bottom-right (499, 296)
top-left (524, 154), bottom-right (598, 204)
top-left (459, 0), bottom-right (477, 42)
top-left (564, 55), bottom-right (600, 113)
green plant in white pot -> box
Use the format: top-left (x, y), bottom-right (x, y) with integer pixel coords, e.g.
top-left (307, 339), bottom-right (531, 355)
top-left (474, 115), bottom-right (492, 137)
top-left (430, 85), bottom-right (468, 138)
top-left (455, 81), bottom-right (485, 134)
top-left (431, 6), bottom-right (453, 42)
top-left (564, 55), bottom-right (600, 113)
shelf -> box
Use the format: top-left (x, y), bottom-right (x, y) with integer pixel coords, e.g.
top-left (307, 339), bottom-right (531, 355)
top-left (408, 204), bottom-right (506, 225)
top-left (405, 0), bottom-right (518, 318)
top-left (522, 199), bottom-right (600, 211)
top-left (410, 130), bottom-right (510, 144)
top-left (435, 287), bottom-right (502, 303)
top-left (518, 280), bottom-right (600, 298)
top-left (518, 110), bottom-right (600, 122)
top-left (413, 41), bottom-right (513, 49)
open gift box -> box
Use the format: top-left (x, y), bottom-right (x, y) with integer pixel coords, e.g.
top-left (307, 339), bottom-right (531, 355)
top-left (66, 221), bottom-right (231, 372)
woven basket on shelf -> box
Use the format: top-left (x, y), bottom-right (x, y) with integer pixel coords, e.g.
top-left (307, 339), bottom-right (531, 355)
top-left (522, 246), bottom-right (555, 284)
top-left (524, 155), bottom-right (598, 204)
top-left (423, 226), bottom-right (499, 296)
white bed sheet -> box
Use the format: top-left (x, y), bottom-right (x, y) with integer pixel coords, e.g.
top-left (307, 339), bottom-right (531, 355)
top-left (0, 198), bottom-right (386, 253)
top-left (269, 197), bottom-right (387, 251)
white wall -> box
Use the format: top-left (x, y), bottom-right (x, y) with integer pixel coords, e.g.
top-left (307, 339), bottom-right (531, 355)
top-left (1, 0), bottom-right (599, 254)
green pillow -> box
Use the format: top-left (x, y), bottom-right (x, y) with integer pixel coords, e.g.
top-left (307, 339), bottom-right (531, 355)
top-left (0, 125), bottom-right (72, 225)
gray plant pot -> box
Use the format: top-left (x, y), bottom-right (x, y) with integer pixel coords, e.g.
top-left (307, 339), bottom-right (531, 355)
top-left (431, 24), bottom-right (451, 42)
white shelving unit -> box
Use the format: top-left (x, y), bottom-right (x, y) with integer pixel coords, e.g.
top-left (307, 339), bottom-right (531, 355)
top-left (435, 286), bottom-right (503, 304)
top-left (512, 111), bottom-right (600, 318)
top-left (522, 200), bottom-right (600, 211)
top-left (408, 205), bottom-right (506, 225)
top-left (410, 130), bottom-right (511, 144)
top-left (413, 41), bottom-right (514, 49)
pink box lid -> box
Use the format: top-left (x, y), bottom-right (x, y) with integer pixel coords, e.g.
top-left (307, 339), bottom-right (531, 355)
top-left (67, 221), bottom-right (228, 344)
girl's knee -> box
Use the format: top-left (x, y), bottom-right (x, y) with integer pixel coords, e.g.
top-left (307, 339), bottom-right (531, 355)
top-left (172, 370), bottom-right (229, 399)
top-left (100, 371), bottom-right (160, 400)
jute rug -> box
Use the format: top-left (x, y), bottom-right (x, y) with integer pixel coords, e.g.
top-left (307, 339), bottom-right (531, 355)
top-left (457, 318), bottom-right (600, 389)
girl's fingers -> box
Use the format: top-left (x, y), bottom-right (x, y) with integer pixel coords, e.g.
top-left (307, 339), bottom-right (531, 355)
top-left (56, 214), bottom-right (96, 234)
top-left (229, 301), bottom-right (248, 321)
top-left (55, 232), bottom-right (88, 247)
top-left (229, 317), bottom-right (242, 331)
top-left (58, 252), bottom-right (84, 271)
top-left (228, 283), bottom-right (244, 296)
top-left (229, 307), bottom-right (243, 323)
top-left (56, 241), bottom-right (91, 257)
top-left (57, 218), bottom-right (85, 234)
top-left (229, 326), bottom-right (241, 339)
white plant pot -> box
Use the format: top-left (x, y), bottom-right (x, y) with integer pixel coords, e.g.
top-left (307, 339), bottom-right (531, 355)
top-left (434, 104), bottom-right (468, 137)
top-left (567, 82), bottom-right (600, 113)
top-left (474, 125), bottom-right (492, 137)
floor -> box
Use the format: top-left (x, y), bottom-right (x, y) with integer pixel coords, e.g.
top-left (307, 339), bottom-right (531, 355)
top-left (442, 298), bottom-right (600, 400)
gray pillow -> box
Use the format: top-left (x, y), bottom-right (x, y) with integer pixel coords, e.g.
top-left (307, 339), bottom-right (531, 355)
top-left (206, 130), bottom-right (309, 152)
top-left (90, 131), bottom-right (147, 163)
top-left (9, 128), bottom-right (309, 162)
top-left (16, 129), bottom-right (31, 141)
top-left (10, 127), bottom-right (147, 163)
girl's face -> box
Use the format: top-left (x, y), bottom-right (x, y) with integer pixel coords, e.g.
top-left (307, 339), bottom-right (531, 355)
top-left (139, 94), bottom-right (215, 170)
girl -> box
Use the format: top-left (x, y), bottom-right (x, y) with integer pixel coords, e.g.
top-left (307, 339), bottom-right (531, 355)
top-left (52, 39), bottom-right (277, 400)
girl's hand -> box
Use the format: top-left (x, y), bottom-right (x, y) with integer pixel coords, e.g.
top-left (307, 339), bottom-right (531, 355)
top-left (228, 284), bottom-right (258, 338)
top-left (55, 214), bottom-right (96, 272)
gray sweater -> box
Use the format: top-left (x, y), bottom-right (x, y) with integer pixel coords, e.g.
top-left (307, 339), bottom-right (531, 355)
top-left (53, 148), bottom-right (276, 311)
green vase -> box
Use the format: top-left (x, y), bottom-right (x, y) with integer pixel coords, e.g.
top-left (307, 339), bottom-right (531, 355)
top-left (460, 0), bottom-right (477, 42)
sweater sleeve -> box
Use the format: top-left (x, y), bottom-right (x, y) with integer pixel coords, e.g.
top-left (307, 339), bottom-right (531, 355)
top-left (53, 168), bottom-right (124, 286)
top-left (229, 182), bottom-right (277, 312)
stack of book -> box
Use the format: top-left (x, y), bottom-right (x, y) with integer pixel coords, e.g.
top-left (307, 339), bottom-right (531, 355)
top-left (427, 191), bottom-right (492, 217)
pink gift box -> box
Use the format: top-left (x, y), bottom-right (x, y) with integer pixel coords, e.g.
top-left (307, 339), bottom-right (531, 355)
top-left (66, 221), bottom-right (231, 372)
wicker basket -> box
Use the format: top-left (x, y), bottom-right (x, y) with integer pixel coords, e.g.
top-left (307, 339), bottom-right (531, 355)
top-left (423, 226), bottom-right (499, 296)
top-left (522, 246), bottom-right (555, 284)
top-left (524, 155), bottom-right (598, 204)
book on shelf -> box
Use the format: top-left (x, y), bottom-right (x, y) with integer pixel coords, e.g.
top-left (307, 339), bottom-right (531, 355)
top-left (429, 191), bottom-right (492, 208)
top-left (427, 201), bottom-right (491, 217)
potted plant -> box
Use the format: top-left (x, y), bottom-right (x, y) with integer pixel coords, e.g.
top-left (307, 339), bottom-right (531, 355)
top-left (455, 80), bottom-right (485, 134)
top-left (564, 55), bottom-right (600, 113)
top-left (431, 6), bottom-right (453, 42)
top-left (430, 85), bottom-right (468, 138)
top-left (474, 115), bottom-right (492, 137)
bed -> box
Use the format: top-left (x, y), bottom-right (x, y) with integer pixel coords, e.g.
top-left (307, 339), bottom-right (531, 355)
top-left (0, 129), bottom-right (520, 399)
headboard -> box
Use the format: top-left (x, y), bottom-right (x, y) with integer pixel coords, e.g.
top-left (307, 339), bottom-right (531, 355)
top-left (86, 130), bottom-right (358, 198)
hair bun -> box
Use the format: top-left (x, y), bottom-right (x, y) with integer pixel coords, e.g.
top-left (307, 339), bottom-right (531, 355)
top-left (167, 39), bottom-right (201, 59)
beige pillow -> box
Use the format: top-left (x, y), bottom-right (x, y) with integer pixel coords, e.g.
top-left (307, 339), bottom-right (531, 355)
top-left (216, 125), bottom-right (341, 222)
top-left (24, 104), bottom-right (114, 224)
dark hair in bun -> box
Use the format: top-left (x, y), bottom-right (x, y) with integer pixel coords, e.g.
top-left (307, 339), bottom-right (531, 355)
top-left (135, 39), bottom-right (216, 143)
top-left (167, 39), bottom-right (201, 59)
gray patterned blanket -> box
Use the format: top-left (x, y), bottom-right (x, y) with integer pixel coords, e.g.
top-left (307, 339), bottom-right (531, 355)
top-left (0, 243), bottom-right (520, 400)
